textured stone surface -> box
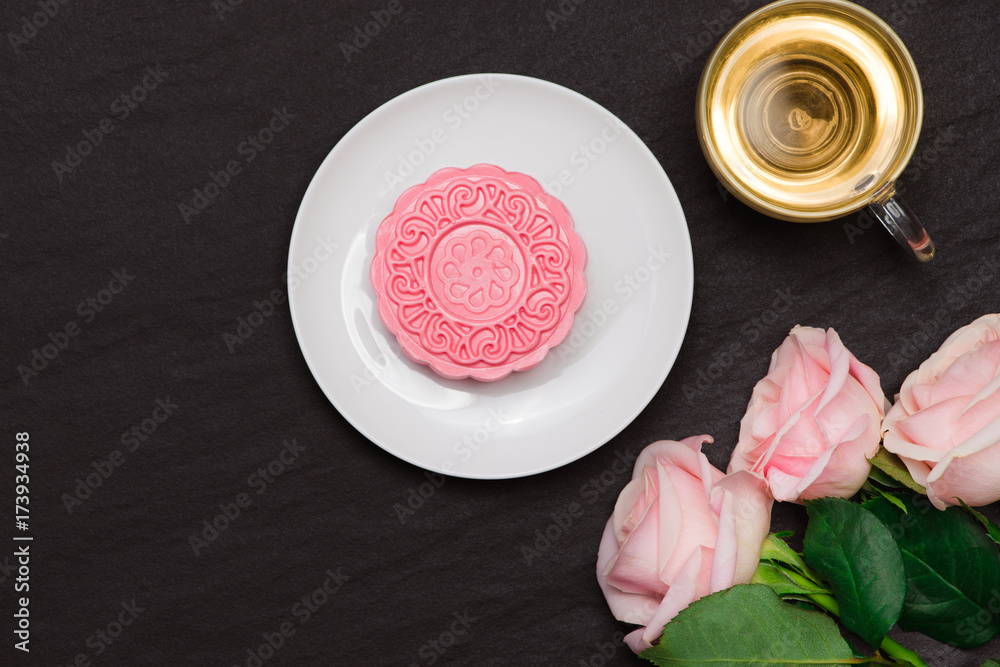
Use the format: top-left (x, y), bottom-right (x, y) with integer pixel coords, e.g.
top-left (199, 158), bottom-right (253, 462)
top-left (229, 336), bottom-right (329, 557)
top-left (1, 0), bottom-right (998, 664)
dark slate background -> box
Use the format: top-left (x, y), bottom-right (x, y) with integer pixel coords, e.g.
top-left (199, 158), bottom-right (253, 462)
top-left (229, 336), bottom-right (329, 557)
top-left (1, 0), bottom-right (999, 665)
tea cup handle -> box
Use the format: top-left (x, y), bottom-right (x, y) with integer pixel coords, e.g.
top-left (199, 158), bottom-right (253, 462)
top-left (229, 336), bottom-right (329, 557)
top-left (868, 185), bottom-right (935, 262)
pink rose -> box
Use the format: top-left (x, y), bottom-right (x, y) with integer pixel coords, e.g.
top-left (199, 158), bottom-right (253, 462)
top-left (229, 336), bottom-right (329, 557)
top-left (882, 314), bottom-right (1000, 510)
top-left (728, 326), bottom-right (886, 502)
top-left (596, 436), bottom-right (772, 654)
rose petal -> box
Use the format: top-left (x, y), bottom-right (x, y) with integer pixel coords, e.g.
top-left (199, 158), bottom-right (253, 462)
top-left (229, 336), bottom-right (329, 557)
top-left (882, 427), bottom-right (934, 489)
top-left (849, 352), bottom-right (888, 412)
top-left (815, 379), bottom-right (883, 446)
top-left (899, 315), bottom-right (1000, 414)
top-left (612, 468), bottom-right (656, 541)
top-left (631, 436), bottom-right (717, 483)
top-left (765, 466), bottom-right (807, 503)
top-left (885, 314), bottom-right (1000, 509)
top-left (714, 471), bottom-right (773, 583)
top-left (626, 547), bottom-right (707, 654)
top-left (926, 437), bottom-right (1000, 508)
top-left (958, 375), bottom-right (1000, 437)
top-left (781, 334), bottom-right (830, 420)
top-left (927, 410), bottom-right (1000, 497)
top-left (605, 478), bottom-right (668, 596)
top-left (796, 415), bottom-right (878, 501)
top-left (623, 628), bottom-right (650, 656)
top-left (815, 328), bottom-right (851, 414)
top-left (708, 486), bottom-right (737, 593)
top-left (657, 458), bottom-right (717, 585)
top-left (895, 396), bottom-right (968, 455)
top-left (596, 519), bottom-right (660, 626)
top-left (930, 340), bottom-right (1000, 406)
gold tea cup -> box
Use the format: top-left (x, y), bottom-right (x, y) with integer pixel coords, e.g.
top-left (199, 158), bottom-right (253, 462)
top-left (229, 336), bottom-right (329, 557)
top-left (697, 0), bottom-right (934, 261)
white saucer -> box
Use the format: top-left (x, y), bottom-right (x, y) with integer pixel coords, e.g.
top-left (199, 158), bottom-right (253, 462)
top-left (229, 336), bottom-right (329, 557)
top-left (287, 74), bottom-right (693, 479)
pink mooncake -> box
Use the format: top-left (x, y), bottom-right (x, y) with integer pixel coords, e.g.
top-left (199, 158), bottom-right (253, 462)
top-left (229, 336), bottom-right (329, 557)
top-left (370, 164), bottom-right (587, 381)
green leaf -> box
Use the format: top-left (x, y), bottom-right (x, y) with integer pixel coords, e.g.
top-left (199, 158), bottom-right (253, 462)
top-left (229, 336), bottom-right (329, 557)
top-left (760, 533), bottom-right (812, 579)
top-left (640, 584), bottom-right (855, 666)
top-left (867, 464), bottom-right (906, 489)
top-left (804, 497), bottom-right (906, 649)
top-left (872, 486), bottom-right (908, 514)
top-left (869, 448), bottom-right (926, 494)
top-left (981, 661), bottom-right (1000, 667)
top-left (865, 494), bottom-right (1000, 648)
top-left (959, 500), bottom-right (1000, 547)
top-left (752, 562), bottom-right (822, 598)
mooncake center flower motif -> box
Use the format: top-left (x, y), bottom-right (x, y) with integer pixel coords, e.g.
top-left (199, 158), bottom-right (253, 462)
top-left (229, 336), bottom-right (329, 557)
top-left (433, 227), bottom-right (523, 320)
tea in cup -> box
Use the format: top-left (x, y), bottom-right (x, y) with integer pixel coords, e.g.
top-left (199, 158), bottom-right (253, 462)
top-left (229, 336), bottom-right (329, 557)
top-left (697, 0), bottom-right (934, 260)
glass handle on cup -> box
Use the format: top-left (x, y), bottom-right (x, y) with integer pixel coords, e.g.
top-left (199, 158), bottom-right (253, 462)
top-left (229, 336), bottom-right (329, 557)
top-left (868, 185), bottom-right (935, 262)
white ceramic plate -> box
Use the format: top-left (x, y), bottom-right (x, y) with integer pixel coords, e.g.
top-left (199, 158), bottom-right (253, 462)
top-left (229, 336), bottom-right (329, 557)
top-left (288, 74), bottom-right (693, 479)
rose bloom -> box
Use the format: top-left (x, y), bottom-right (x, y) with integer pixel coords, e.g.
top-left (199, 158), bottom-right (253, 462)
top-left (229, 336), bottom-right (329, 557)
top-left (882, 313), bottom-right (1000, 509)
top-left (596, 436), bottom-right (772, 654)
top-left (728, 326), bottom-right (886, 502)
